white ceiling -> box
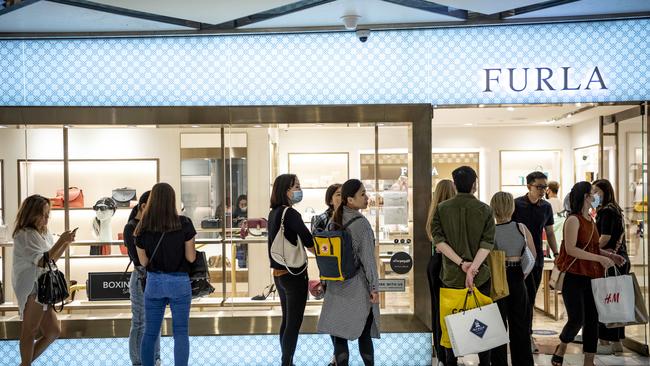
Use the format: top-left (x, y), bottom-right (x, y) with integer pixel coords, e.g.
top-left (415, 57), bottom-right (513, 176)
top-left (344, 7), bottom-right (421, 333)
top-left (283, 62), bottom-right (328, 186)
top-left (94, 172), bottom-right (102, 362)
top-left (243, 0), bottom-right (460, 29)
top-left (0, 0), bottom-right (648, 34)
top-left (433, 104), bottom-right (634, 127)
top-left (0, 1), bottom-right (193, 32)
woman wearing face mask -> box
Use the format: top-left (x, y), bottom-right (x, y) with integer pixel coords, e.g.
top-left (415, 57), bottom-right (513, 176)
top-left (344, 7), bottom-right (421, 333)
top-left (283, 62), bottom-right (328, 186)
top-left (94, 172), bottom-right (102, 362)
top-left (551, 182), bottom-right (624, 366)
top-left (268, 174), bottom-right (314, 366)
top-left (233, 194), bottom-right (248, 225)
top-left (592, 179), bottom-right (630, 355)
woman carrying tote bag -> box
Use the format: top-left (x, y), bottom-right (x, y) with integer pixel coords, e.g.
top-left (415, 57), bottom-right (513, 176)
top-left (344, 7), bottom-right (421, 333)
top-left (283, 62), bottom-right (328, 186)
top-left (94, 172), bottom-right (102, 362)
top-left (551, 182), bottom-right (623, 366)
top-left (267, 174), bottom-right (315, 366)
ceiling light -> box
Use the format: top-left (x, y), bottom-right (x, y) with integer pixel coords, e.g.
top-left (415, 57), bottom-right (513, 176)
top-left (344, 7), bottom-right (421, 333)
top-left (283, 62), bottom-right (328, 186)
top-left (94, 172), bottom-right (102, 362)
top-left (341, 15), bottom-right (361, 30)
top-left (191, 125), bottom-right (200, 128)
top-left (478, 104), bottom-right (485, 108)
top-left (506, 107), bottom-right (515, 112)
top-left (378, 123), bottom-right (385, 126)
top-left (254, 125), bottom-right (262, 128)
top-left (464, 123), bottom-right (474, 126)
top-left (0, 125), bottom-right (7, 129)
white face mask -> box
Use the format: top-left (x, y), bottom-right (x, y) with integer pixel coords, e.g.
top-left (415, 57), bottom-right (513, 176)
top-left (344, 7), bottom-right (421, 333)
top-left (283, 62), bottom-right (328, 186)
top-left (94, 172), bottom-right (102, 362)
top-left (591, 194), bottom-right (602, 209)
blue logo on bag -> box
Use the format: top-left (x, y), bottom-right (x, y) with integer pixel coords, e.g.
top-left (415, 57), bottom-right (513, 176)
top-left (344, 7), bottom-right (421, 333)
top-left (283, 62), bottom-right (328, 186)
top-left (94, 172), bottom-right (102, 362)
top-left (470, 319), bottom-right (488, 338)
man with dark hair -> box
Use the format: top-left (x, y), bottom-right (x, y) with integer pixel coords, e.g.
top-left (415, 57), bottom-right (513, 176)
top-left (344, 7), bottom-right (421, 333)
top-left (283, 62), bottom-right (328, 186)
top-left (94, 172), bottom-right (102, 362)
top-left (431, 166), bottom-right (495, 365)
top-left (512, 171), bottom-right (559, 353)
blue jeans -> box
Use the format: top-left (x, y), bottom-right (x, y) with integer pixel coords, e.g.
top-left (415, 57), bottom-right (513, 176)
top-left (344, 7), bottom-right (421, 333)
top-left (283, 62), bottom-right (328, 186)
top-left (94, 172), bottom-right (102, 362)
top-left (130, 267), bottom-right (161, 365)
top-left (141, 271), bottom-right (192, 366)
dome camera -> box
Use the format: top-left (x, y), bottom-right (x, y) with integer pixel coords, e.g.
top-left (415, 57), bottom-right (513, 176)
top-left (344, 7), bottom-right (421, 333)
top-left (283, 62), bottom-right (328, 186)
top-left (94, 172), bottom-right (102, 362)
top-left (356, 29), bottom-right (370, 43)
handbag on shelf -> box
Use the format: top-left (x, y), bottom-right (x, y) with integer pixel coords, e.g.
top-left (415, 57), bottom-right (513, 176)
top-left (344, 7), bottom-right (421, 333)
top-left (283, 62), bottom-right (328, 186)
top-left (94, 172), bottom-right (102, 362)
top-left (50, 187), bottom-right (84, 208)
top-left (239, 218), bottom-right (268, 239)
top-left (201, 218), bottom-right (221, 229)
top-left (190, 251), bottom-right (214, 298)
top-left (208, 254), bottom-right (231, 268)
top-left (37, 252), bottom-right (69, 312)
top-left (112, 188), bottom-right (137, 208)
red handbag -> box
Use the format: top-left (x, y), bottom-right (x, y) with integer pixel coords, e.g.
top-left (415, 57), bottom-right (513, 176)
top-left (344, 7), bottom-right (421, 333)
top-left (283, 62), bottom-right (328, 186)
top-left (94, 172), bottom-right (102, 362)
top-left (239, 218), bottom-right (268, 239)
top-left (52, 187), bottom-right (85, 208)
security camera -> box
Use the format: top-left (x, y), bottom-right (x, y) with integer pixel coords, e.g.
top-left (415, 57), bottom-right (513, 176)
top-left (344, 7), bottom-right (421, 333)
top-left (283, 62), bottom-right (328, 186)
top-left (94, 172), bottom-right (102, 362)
top-left (356, 29), bottom-right (370, 43)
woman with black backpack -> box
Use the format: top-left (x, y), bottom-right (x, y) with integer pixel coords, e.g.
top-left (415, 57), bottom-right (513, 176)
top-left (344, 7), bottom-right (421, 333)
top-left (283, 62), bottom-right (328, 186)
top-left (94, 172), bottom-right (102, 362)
top-left (318, 179), bottom-right (380, 366)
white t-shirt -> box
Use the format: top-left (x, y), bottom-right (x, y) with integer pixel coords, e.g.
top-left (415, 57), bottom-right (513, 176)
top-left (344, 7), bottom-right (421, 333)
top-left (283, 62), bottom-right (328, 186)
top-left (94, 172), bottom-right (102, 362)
top-left (12, 228), bottom-right (53, 318)
top-left (547, 196), bottom-right (563, 215)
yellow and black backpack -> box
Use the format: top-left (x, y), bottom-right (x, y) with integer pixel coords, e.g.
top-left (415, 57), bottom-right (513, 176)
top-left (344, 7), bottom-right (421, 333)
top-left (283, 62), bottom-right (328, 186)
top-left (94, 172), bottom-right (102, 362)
top-left (312, 217), bottom-right (362, 281)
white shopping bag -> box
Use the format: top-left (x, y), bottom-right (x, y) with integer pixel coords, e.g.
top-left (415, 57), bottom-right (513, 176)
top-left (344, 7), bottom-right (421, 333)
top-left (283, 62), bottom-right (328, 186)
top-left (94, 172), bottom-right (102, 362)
top-left (444, 302), bottom-right (509, 357)
top-left (591, 273), bottom-right (635, 324)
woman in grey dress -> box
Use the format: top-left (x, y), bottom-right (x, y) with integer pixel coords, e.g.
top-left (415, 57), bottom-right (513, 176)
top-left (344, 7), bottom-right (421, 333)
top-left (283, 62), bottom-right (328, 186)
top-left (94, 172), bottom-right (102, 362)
top-left (317, 179), bottom-right (380, 366)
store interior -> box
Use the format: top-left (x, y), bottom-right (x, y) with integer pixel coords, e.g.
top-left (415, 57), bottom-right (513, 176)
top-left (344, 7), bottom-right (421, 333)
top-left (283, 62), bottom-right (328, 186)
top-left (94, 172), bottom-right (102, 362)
top-left (0, 102), bottom-right (647, 348)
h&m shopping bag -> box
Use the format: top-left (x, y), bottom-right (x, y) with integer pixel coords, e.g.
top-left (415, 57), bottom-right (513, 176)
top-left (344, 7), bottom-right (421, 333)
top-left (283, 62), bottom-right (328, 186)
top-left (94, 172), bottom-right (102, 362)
top-left (439, 287), bottom-right (492, 349)
top-left (591, 271), bottom-right (635, 324)
top-left (444, 292), bottom-right (509, 357)
top-left (606, 272), bottom-right (649, 328)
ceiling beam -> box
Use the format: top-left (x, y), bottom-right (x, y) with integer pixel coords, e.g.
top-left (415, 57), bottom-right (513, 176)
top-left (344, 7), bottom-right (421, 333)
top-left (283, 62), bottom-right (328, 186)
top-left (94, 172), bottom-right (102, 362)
top-left (208, 0), bottom-right (337, 29)
top-left (0, 0), bottom-right (43, 16)
top-left (381, 0), bottom-right (467, 20)
top-left (47, 0), bottom-right (207, 29)
top-left (499, 0), bottom-right (581, 18)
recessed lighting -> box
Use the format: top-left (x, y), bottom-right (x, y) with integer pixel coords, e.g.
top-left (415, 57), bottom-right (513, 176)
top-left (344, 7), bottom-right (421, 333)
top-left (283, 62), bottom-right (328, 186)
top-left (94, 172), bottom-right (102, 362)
top-left (506, 107), bottom-right (515, 112)
top-left (538, 121), bottom-right (554, 125)
top-left (63, 125), bottom-right (70, 128)
top-left (191, 125), bottom-right (200, 128)
top-left (478, 104), bottom-right (485, 108)
top-left (464, 123), bottom-right (474, 126)
top-left (378, 123), bottom-right (385, 126)
top-left (253, 125), bottom-right (262, 128)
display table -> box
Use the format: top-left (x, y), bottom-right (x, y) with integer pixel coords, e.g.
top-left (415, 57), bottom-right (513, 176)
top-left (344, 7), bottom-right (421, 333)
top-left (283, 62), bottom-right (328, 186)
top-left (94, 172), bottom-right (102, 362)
top-left (535, 258), bottom-right (560, 320)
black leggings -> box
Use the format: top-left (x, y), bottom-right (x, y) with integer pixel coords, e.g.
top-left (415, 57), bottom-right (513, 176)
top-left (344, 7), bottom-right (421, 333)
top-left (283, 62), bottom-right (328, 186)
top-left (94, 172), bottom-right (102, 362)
top-left (274, 273), bottom-right (308, 366)
top-left (560, 272), bottom-right (599, 354)
top-left (331, 313), bottom-right (375, 366)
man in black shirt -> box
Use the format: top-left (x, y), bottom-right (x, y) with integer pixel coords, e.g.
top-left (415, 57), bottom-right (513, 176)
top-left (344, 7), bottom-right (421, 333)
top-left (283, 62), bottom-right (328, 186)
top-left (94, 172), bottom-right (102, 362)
top-left (512, 171), bottom-right (559, 353)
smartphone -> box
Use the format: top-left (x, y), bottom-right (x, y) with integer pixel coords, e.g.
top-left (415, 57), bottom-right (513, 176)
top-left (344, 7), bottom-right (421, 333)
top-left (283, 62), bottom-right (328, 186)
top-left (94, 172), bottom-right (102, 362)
top-left (72, 227), bottom-right (79, 233)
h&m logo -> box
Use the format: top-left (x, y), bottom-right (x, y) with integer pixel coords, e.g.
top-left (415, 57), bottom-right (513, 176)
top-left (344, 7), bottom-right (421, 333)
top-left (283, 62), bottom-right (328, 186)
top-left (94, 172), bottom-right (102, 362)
top-left (483, 66), bottom-right (607, 93)
top-left (604, 292), bottom-right (620, 304)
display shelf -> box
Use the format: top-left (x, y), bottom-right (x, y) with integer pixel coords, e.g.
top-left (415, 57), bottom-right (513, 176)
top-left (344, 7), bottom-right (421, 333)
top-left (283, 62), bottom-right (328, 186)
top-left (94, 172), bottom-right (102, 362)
top-left (500, 150), bottom-right (562, 191)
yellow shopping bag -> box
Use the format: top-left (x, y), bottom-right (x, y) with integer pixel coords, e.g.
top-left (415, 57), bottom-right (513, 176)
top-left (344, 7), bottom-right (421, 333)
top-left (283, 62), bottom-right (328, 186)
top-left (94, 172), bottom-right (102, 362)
top-left (439, 287), bottom-right (493, 348)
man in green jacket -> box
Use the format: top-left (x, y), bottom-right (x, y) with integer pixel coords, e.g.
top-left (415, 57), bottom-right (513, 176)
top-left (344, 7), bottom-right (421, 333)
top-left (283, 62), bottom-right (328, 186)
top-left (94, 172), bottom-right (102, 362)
top-left (431, 166), bottom-right (495, 366)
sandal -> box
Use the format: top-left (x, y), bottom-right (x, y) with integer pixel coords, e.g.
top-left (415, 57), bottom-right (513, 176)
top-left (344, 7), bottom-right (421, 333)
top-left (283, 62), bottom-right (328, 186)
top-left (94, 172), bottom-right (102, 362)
top-left (551, 345), bottom-right (564, 366)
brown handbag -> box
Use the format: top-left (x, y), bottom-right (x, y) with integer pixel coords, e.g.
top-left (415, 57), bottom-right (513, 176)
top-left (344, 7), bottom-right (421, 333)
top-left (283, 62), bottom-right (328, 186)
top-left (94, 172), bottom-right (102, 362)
top-left (53, 187), bottom-right (85, 208)
top-left (549, 219), bottom-right (595, 291)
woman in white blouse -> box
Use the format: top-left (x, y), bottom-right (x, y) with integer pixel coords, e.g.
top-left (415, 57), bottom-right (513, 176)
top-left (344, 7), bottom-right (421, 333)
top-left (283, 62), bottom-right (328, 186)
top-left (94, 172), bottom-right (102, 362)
top-left (12, 195), bottom-right (75, 366)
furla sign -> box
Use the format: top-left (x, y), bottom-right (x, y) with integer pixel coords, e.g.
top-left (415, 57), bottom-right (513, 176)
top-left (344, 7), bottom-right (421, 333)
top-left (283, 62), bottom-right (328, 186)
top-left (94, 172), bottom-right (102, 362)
top-left (483, 66), bottom-right (607, 93)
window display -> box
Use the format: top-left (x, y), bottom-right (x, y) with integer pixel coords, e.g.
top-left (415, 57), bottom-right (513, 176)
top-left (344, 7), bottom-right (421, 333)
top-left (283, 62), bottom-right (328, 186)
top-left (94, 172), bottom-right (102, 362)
top-left (500, 150), bottom-right (562, 197)
top-left (574, 144), bottom-right (599, 182)
top-left (432, 152), bottom-right (480, 197)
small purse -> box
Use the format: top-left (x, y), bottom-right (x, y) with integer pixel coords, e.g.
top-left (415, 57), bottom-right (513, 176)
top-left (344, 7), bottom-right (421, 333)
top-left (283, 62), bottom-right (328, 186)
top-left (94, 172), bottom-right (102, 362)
top-left (37, 252), bottom-right (69, 312)
top-left (51, 187), bottom-right (84, 208)
top-left (549, 221), bottom-right (595, 291)
top-left (190, 251), bottom-right (214, 298)
top-left (112, 188), bottom-right (137, 208)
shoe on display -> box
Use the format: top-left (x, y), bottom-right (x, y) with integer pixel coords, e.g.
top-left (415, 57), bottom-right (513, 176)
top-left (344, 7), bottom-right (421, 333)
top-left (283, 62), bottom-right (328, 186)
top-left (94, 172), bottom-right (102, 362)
top-left (597, 343), bottom-right (614, 355)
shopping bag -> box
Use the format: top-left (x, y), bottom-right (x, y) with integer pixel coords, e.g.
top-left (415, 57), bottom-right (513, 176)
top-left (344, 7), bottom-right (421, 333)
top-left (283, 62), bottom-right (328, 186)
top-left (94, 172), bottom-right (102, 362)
top-left (591, 271), bottom-right (635, 324)
top-left (487, 250), bottom-right (509, 301)
top-left (439, 287), bottom-right (492, 348)
top-left (606, 272), bottom-right (649, 328)
top-left (444, 294), bottom-right (509, 356)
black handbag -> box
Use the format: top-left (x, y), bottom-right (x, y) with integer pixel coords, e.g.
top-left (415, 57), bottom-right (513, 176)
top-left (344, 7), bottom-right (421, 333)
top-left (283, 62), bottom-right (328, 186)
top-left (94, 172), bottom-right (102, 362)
top-left (201, 218), bottom-right (221, 229)
top-left (112, 187), bottom-right (137, 207)
top-left (190, 251), bottom-right (214, 298)
top-left (37, 252), bottom-right (69, 312)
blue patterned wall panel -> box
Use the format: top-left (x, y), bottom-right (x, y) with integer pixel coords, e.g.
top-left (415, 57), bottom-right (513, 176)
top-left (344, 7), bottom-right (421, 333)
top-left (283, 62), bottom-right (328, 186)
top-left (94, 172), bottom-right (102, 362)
top-left (0, 333), bottom-right (431, 365)
top-left (0, 19), bottom-right (648, 106)
top-left (0, 41), bottom-right (23, 105)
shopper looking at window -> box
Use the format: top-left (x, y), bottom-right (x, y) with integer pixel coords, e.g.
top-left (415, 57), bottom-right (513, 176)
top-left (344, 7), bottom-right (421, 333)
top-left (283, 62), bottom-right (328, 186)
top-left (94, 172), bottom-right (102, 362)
top-left (592, 179), bottom-right (630, 355)
top-left (431, 166), bottom-right (495, 366)
top-left (489, 191), bottom-right (536, 366)
top-left (311, 183), bottom-right (342, 233)
top-left (318, 179), bottom-right (380, 366)
top-left (135, 183), bottom-right (197, 366)
top-left (12, 195), bottom-right (76, 366)
top-left (268, 174), bottom-right (314, 366)
top-left (425, 179), bottom-right (456, 366)
top-left (551, 181), bottom-right (622, 366)
top-left (512, 171), bottom-right (559, 352)
top-left (123, 191), bottom-right (162, 366)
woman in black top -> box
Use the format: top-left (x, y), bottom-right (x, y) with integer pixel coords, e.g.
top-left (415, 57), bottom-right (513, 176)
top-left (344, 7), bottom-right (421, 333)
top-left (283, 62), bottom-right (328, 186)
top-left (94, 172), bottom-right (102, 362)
top-left (268, 174), bottom-right (314, 366)
top-left (592, 179), bottom-right (630, 355)
top-left (135, 183), bottom-right (197, 366)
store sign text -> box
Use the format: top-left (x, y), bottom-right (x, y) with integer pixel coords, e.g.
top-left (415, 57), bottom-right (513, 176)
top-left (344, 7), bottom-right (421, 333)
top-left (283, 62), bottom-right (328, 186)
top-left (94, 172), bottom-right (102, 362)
top-left (483, 66), bottom-right (607, 93)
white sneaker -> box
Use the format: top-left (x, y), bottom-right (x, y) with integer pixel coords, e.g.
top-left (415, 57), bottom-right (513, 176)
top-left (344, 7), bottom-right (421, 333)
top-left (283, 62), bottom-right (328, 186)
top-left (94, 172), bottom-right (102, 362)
top-left (597, 343), bottom-right (614, 355)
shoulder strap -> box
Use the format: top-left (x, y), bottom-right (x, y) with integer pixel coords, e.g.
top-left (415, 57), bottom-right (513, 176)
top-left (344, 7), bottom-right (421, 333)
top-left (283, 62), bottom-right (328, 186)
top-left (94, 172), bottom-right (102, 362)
top-left (563, 216), bottom-right (595, 272)
top-left (515, 223), bottom-right (527, 255)
top-left (146, 232), bottom-right (166, 271)
top-left (342, 216), bottom-right (363, 230)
